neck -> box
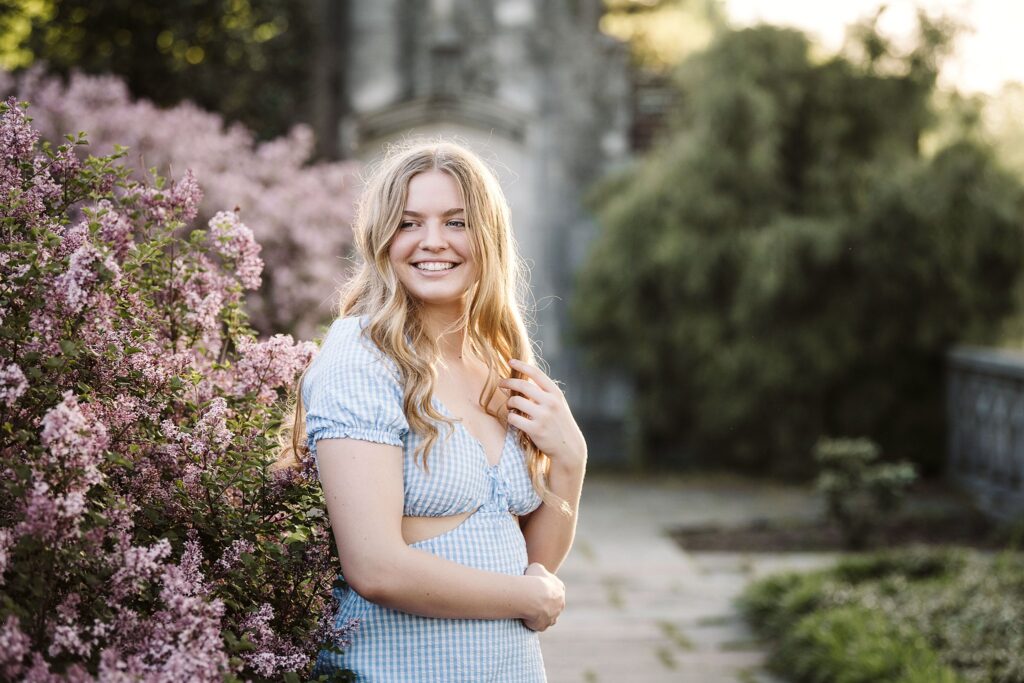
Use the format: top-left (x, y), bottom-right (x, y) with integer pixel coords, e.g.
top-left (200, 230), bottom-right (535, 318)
top-left (420, 305), bottom-right (469, 362)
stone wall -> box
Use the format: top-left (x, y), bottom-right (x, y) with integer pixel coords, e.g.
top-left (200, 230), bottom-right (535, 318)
top-left (337, 0), bottom-right (634, 463)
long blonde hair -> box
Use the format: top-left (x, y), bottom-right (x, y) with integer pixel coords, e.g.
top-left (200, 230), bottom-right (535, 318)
top-left (279, 139), bottom-right (570, 515)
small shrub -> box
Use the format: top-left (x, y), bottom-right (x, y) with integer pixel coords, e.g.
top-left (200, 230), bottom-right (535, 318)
top-left (738, 570), bottom-right (843, 641)
top-left (777, 606), bottom-right (961, 683)
top-left (814, 437), bottom-right (918, 549)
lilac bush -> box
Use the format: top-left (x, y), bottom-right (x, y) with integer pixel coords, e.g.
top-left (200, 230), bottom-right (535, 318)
top-left (0, 97), bottom-right (355, 682)
top-left (0, 66), bottom-right (361, 338)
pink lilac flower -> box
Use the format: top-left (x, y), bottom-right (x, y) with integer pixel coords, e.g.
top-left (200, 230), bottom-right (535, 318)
top-left (232, 334), bottom-right (317, 404)
top-left (215, 538), bottom-right (255, 574)
top-left (160, 397), bottom-right (232, 463)
top-left (137, 169), bottom-right (203, 225)
top-left (196, 397), bottom-right (232, 449)
top-left (0, 528), bottom-right (12, 584)
top-left (0, 95), bottom-right (39, 162)
top-left (25, 306), bottom-right (62, 356)
top-left (307, 599), bottom-right (359, 655)
top-left (238, 603), bottom-right (310, 677)
top-left (48, 593), bottom-right (92, 659)
top-left (207, 210), bottom-right (264, 290)
top-left (15, 481), bottom-right (88, 543)
top-left (55, 240), bottom-right (122, 315)
top-left (93, 200), bottom-right (135, 258)
top-left (109, 538), bottom-right (172, 601)
top-left (0, 363), bottom-right (27, 406)
top-left (170, 169), bottom-right (202, 221)
top-left (0, 615), bottom-right (31, 680)
top-left (30, 154), bottom-right (62, 203)
top-left (40, 391), bottom-right (108, 488)
top-left (147, 538), bottom-right (228, 680)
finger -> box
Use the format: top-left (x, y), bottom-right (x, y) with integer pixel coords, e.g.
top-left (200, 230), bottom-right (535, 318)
top-left (507, 411), bottom-right (536, 433)
top-left (503, 377), bottom-right (547, 402)
top-left (508, 395), bottom-right (540, 417)
top-left (509, 358), bottom-right (561, 394)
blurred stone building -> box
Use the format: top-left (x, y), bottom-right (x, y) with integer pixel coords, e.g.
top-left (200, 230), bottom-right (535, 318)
top-left (310, 0), bottom-right (635, 463)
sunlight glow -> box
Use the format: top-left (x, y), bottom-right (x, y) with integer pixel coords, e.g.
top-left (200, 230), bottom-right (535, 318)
top-left (725, 0), bottom-right (1024, 94)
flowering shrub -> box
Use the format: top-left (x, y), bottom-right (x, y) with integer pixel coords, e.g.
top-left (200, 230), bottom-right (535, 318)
top-left (0, 66), bottom-right (361, 338)
top-left (0, 97), bottom-right (354, 681)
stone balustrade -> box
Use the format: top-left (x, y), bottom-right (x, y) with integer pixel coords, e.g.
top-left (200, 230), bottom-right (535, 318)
top-left (947, 345), bottom-right (1024, 521)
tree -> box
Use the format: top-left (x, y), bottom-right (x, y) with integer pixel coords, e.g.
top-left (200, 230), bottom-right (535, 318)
top-left (0, 0), bottom-right (318, 142)
top-left (572, 13), bottom-right (1024, 476)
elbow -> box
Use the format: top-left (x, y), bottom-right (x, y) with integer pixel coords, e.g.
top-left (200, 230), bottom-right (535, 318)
top-left (349, 572), bottom-right (389, 603)
top-left (343, 555), bottom-right (402, 603)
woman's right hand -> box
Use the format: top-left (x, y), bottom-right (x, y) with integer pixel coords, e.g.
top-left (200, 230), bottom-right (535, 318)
top-left (521, 562), bottom-right (565, 631)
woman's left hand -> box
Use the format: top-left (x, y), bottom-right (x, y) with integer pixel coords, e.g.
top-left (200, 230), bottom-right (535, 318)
top-left (500, 359), bottom-right (587, 472)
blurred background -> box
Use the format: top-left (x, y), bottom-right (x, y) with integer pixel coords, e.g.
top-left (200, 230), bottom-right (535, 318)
top-left (5, 0), bottom-right (1022, 680)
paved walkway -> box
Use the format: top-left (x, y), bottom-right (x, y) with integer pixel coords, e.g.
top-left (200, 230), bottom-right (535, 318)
top-left (539, 473), bottom-right (839, 683)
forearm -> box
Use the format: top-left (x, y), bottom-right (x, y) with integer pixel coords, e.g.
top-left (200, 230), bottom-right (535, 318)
top-left (358, 546), bottom-right (532, 620)
top-left (522, 457), bottom-right (586, 573)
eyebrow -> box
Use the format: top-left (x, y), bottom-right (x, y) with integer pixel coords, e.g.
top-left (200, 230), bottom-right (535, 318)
top-left (402, 208), bottom-right (465, 217)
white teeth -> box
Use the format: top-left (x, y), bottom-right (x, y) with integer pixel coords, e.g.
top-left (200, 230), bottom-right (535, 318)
top-left (415, 262), bottom-right (456, 271)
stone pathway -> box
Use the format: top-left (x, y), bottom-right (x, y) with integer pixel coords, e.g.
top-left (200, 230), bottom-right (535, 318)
top-left (539, 473), bottom-right (840, 683)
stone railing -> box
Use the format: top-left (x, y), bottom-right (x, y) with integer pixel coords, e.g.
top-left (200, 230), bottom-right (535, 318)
top-left (947, 345), bottom-right (1024, 521)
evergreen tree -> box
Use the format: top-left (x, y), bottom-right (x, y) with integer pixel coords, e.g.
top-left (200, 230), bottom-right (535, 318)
top-left (573, 14), bottom-right (1024, 475)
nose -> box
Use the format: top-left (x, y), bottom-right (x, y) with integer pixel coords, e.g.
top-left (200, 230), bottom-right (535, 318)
top-left (419, 219), bottom-right (448, 251)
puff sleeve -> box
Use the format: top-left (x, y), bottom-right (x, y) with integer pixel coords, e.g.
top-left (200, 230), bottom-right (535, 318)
top-left (302, 316), bottom-right (409, 462)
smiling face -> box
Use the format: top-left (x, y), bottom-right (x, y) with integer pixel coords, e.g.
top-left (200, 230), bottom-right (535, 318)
top-left (388, 169), bottom-right (479, 317)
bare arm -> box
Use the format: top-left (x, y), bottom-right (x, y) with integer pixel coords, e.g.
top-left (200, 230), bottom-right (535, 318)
top-left (317, 437), bottom-right (563, 622)
top-left (503, 358), bottom-right (588, 574)
top-left (520, 456), bottom-right (586, 573)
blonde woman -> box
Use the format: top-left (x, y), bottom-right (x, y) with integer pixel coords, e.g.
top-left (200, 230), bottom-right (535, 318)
top-left (291, 140), bottom-right (587, 681)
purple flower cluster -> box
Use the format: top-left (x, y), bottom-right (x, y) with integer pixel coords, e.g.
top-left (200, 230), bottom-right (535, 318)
top-left (0, 97), bottom-right (348, 681)
top-left (0, 67), bottom-right (360, 338)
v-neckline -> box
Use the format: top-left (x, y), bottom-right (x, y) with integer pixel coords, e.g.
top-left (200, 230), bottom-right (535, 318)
top-left (431, 397), bottom-right (511, 470)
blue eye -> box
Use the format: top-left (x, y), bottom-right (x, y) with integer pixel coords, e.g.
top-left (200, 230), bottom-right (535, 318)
top-left (447, 219), bottom-right (466, 229)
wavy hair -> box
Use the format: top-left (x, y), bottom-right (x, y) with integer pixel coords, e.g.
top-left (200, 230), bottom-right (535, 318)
top-left (278, 139), bottom-right (569, 515)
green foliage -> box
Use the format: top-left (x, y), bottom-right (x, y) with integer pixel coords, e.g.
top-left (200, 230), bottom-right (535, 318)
top-left (829, 547), bottom-right (965, 584)
top-left (779, 606), bottom-right (961, 683)
top-left (0, 0), bottom-right (314, 140)
top-left (739, 548), bottom-right (1024, 683)
top-left (573, 14), bottom-right (1024, 474)
top-left (815, 437), bottom-right (917, 549)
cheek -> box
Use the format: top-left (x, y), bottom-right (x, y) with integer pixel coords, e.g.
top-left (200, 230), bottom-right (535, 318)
top-left (387, 235), bottom-right (410, 264)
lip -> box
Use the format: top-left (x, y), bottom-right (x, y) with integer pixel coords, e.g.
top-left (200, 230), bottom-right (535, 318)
top-left (410, 261), bottom-right (461, 277)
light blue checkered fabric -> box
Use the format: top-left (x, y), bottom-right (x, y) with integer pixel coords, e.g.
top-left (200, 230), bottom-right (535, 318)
top-left (303, 315), bottom-right (546, 682)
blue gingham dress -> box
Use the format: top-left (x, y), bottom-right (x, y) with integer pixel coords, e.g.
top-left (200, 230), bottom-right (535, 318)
top-left (303, 315), bottom-right (546, 682)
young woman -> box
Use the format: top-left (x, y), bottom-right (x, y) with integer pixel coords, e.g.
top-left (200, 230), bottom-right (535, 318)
top-left (289, 140), bottom-right (587, 681)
